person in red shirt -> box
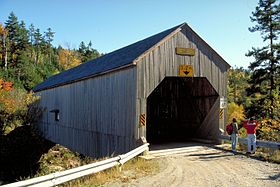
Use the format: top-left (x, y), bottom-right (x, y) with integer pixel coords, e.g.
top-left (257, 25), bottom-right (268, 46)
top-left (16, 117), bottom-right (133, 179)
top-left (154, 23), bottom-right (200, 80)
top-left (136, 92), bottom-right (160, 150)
top-left (242, 117), bottom-right (259, 154)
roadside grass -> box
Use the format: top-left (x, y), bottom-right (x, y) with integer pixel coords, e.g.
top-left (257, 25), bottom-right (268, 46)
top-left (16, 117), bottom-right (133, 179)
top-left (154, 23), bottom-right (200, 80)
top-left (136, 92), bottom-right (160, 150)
top-left (60, 157), bottom-right (159, 187)
top-left (254, 147), bottom-right (280, 163)
top-left (35, 145), bottom-right (94, 177)
top-left (236, 140), bottom-right (280, 163)
top-left (223, 141), bottom-right (280, 163)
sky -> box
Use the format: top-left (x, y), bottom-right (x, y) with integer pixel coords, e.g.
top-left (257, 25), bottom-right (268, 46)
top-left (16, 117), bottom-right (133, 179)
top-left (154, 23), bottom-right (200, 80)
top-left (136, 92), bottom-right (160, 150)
top-left (0, 0), bottom-right (264, 68)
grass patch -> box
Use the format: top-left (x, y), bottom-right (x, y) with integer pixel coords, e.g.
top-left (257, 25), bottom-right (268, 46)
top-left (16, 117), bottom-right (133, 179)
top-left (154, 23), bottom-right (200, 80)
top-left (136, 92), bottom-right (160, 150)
top-left (35, 145), bottom-right (94, 176)
top-left (253, 148), bottom-right (280, 164)
top-left (61, 157), bottom-right (159, 187)
top-left (222, 141), bottom-right (280, 163)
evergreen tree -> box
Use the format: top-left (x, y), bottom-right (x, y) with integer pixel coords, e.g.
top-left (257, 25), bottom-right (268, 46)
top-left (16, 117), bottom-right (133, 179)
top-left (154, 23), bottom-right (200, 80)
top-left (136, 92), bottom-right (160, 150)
top-left (28, 24), bottom-right (36, 61)
top-left (18, 21), bottom-right (29, 50)
top-left (33, 28), bottom-right (43, 64)
top-left (28, 24), bottom-right (35, 45)
top-left (5, 12), bottom-right (20, 68)
top-left (246, 0), bottom-right (280, 119)
top-left (44, 28), bottom-right (55, 64)
top-left (78, 41), bottom-right (100, 63)
top-left (5, 12), bottom-right (19, 42)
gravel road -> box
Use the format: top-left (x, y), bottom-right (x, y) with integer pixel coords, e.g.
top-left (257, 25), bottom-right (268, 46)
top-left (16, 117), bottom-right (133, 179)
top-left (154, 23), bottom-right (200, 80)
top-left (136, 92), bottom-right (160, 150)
top-left (105, 143), bottom-right (280, 187)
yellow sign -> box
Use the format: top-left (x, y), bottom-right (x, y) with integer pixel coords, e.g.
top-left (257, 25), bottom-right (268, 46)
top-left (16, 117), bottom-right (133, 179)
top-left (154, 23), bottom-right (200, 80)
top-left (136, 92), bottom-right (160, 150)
top-left (179, 65), bottom-right (193, 77)
top-left (140, 114), bottom-right (146, 126)
top-left (219, 109), bottom-right (224, 119)
top-left (176, 47), bottom-right (195, 56)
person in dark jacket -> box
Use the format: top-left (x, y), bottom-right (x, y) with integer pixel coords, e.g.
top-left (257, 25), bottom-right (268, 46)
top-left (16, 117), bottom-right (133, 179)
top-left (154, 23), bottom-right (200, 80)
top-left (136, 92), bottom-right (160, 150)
top-left (231, 118), bottom-right (239, 153)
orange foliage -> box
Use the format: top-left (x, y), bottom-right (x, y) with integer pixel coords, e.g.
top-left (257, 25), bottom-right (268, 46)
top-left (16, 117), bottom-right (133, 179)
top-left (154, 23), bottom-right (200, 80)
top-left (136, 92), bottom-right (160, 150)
top-left (0, 79), bottom-right (15, 113)
top-left (0, 79), bottom-right (13, 91)
top-left (0, 23), bottom-right (8, 36)
top-left (3, 82), bottom-right (13, 91)
top-left (58, 49), bottom-right (81, 70)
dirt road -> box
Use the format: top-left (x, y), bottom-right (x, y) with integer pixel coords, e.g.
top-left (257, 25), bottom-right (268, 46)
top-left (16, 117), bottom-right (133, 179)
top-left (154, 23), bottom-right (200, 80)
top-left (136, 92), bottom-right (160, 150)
top-left (105, 143), bottom-right (280, 187)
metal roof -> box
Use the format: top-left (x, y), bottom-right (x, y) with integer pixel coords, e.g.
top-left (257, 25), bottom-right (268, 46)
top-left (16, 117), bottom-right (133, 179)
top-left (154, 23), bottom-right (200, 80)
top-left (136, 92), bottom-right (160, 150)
top-left (33, 24), bottom-right (183, 92)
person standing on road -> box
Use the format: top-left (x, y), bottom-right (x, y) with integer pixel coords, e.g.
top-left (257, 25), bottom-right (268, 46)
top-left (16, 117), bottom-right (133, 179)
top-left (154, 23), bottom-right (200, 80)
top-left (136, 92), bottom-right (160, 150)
top-left (231, 118), bottom-right (239, 153)
top-left (242, 117), bottom-right (259, 154)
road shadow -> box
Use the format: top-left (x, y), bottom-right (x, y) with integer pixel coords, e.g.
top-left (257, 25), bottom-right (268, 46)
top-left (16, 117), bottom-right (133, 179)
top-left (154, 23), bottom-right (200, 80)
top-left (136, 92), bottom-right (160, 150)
top-left (149, 141), bottom-right (211, 151)
top-left (256, 172), bottom-right (280, 181)
top-left (268, 172), bottom-right (280, 180)
top-left (0, 125), bottom-right (54, 184)
top-left (188, 153), bottom-right (233, 160)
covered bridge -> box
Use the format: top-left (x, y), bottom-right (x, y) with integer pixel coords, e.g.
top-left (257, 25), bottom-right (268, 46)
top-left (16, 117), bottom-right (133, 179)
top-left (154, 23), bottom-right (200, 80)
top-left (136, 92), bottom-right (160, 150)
top-left (33, 23), bottom-right (230, 158)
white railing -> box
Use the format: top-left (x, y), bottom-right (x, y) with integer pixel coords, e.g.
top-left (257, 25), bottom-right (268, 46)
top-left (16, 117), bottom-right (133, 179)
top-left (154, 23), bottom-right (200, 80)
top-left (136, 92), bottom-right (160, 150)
top-left (219, 135), bottom-right (280, 149)
top-left (2, 143), bottom-right (149, 187)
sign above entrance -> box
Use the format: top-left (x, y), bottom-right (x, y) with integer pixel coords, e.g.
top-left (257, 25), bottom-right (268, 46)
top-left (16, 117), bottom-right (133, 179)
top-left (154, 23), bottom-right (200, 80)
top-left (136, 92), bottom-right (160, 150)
top-left (175, 47), bottom-right (195, 56)
top-left (179, 65), bottom-right (193, 77)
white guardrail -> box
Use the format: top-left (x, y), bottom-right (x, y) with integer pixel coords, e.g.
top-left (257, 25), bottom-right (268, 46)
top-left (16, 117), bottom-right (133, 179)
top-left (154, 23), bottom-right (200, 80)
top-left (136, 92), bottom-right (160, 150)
top-left (2, 143), bottom-right (149, 187)
top-left (219, 135), bottom-right (280, 149)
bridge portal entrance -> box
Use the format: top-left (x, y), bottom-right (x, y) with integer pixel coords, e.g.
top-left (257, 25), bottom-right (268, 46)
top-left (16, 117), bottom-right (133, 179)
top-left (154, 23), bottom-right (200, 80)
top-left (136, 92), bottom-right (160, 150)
top-left (146, 77), bottom-right (219, 143)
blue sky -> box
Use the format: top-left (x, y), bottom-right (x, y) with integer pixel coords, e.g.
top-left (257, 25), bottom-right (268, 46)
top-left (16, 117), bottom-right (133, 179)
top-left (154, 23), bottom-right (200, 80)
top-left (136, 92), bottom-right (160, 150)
top-left (0, 0), bottom-right (263, 68)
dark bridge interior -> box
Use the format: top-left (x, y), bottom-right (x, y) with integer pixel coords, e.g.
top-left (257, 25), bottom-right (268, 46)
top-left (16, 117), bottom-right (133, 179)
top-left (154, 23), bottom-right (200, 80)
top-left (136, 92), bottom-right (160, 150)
top-left (146, 77), bottom-right (219, 143)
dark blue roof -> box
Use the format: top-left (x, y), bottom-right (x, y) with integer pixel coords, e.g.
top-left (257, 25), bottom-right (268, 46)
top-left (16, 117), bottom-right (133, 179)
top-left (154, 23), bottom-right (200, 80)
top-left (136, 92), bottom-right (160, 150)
top-left (33, 24), bottom-right (183, 92)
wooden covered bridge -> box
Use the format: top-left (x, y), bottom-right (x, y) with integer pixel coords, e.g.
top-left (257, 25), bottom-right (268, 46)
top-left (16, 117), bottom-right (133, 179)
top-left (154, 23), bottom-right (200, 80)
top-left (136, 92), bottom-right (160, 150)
top-left (33, 23), bottom-right (230, 158)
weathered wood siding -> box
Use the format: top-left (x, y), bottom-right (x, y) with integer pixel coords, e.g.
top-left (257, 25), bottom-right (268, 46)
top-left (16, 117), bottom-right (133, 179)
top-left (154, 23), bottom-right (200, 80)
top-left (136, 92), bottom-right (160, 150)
top-left (36, 67), bottom-right (137, 157)
top-left (136, 25), bottom-right (228, 140)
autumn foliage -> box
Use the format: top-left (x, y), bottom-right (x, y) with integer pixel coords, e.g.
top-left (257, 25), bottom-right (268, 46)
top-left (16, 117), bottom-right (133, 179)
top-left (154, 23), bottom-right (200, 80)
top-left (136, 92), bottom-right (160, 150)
top-left (0, 79), bottom-right (14, 113)
top-left (58, 49), bottom-right (81, 70)
top-left (0, 78), bottom-right (40, 134)
top-left (227, 102), bottom-right (245, 124)
top-left (0, 79), bottom-right (13, 91)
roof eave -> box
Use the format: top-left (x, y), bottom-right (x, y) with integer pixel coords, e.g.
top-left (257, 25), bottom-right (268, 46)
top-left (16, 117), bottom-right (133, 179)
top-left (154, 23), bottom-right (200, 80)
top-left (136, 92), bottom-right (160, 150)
top-left (33, 63), bottom-right (136, 92)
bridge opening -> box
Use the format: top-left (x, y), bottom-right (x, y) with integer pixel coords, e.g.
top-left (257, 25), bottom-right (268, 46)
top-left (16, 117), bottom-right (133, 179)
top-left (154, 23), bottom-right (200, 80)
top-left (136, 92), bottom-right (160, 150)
top-left (146, 77), bottom-right (219, 144)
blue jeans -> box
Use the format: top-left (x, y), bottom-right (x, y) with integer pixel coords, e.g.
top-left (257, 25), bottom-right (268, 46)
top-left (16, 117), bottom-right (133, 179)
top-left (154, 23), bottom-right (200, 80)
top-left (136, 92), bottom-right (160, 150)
top-left (231, 133), bottom-right (238, 152)
top-left (247, 134), bottom-right (256, 153)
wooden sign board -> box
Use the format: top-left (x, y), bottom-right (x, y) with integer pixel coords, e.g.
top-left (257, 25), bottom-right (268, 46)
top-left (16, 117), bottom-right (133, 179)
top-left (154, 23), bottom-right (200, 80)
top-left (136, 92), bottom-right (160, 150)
top-left (179, 65), bottom-right (193, 77)
top-left (176, 47), bottom-right (195, 56)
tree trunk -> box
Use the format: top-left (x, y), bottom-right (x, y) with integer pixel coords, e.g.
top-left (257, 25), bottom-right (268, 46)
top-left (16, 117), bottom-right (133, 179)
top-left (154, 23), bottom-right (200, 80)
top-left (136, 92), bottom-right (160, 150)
top-left (269, 14), bottom-right (275, 119)
top-left (4, 34), bottom-right (8, 70)
top-left (234, 79), bottom-right (237, 103)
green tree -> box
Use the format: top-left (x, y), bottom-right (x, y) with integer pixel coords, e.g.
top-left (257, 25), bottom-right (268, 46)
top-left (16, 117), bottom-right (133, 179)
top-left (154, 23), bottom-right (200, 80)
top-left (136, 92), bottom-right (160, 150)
top-left (28, 24), bottom-right (35, 45)
top-left (78, 41), bottom-right (100, 63)
top-left (28, 24), bottom-right (35, 59)
top-left (17, 51), bottom-right (42, 90)
top-left (18, 21), bottom-right (29, 50)
top-left (5, 12), bottom-right (20, 68)
top-left (33, 28), bottom-right (43, 64)
top-left (5, 13), bottom-right (30, 82)
top-left (44, 28), bottom-right (55, 64)
top-left (246, 0), bottom-right (280, 119)
top-left (227, 67), bottom-right (251, 107)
